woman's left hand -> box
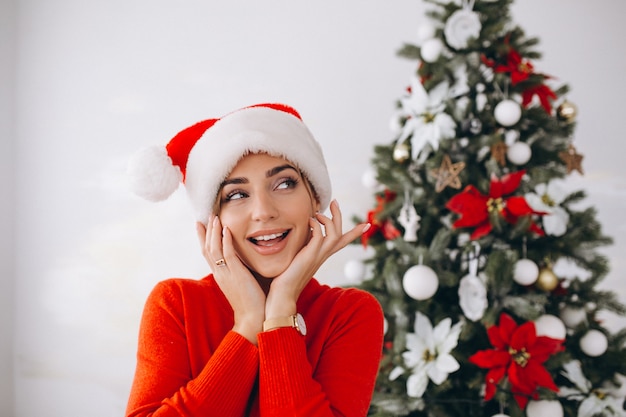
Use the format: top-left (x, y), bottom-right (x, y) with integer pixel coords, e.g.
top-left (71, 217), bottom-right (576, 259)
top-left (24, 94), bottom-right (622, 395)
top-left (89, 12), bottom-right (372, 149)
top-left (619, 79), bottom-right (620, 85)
top-left (264, 199), bottom-right (369, 319)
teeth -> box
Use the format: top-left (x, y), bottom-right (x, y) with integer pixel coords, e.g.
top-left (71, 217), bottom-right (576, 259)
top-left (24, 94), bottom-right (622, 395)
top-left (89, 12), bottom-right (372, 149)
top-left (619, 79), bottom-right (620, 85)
top-left (254, 232), bottom-right (284, 241)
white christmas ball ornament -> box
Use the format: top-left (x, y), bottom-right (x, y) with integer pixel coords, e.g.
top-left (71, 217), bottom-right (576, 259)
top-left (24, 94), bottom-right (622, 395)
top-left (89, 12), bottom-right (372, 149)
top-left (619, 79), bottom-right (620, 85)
top-left (513, 258), bottom-right (539, 285)
top-left (402, 265), bottom-right (439, 300)
top-left (494, 100), bottom-right (522, 127)
top-left (344, 259), bottom-right (366, 282)
top-left (580, 329), bottom-right (608, 357)
top-left (491, 414), bottom-right (511, 417)
top-left (559, 305), bottom-right (586, 328)
top-left (534, 314), bottom-right (566, 340)
top-left (361, 169), bottom-right (379, 189)
top-left (526, 400), bottom-right (563, 417)
top-left (420, 38), bottom-right (444, 63)
top-left (506, 141), bottom-right (532, 165)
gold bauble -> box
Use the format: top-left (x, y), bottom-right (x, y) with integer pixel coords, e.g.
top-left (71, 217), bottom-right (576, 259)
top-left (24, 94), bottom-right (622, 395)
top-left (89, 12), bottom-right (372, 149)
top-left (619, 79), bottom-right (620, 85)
top-left (393, 142), bottom-right (411, 163)
top-left (556, 100), bottom-right (578, 122)
top-left (536, 267), bottom-right (559, 291)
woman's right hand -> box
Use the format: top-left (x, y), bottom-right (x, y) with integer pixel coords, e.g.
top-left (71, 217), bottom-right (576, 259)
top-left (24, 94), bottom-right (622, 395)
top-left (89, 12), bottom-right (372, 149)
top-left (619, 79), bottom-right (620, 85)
top-left (196, 215), bottom-right (266, 345)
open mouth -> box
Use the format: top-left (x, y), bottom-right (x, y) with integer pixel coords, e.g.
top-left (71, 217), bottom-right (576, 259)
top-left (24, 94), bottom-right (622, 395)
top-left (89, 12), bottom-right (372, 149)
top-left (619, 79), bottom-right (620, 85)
top-left (249, 230), bottom-right (290, 246)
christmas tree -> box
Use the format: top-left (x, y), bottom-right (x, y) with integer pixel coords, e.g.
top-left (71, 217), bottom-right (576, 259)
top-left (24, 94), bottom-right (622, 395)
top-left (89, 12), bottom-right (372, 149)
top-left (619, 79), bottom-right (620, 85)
top-left (350, 0), bottom-right (626, 416)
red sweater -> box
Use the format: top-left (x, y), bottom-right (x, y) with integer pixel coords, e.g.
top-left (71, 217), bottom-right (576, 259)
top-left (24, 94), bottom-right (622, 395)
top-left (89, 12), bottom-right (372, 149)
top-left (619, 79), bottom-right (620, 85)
top-left (126, 275), bottom-right (384, 417)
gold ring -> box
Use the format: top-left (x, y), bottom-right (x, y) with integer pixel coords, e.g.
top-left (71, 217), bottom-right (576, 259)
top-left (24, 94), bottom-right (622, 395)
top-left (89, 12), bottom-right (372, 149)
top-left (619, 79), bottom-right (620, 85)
top-left (215, 258), bottom-right (226, 267)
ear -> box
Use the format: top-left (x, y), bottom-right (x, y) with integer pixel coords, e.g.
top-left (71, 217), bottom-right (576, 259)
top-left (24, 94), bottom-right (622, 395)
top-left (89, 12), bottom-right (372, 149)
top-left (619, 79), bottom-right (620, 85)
top-left (312, 197), bottom-right (321, 214)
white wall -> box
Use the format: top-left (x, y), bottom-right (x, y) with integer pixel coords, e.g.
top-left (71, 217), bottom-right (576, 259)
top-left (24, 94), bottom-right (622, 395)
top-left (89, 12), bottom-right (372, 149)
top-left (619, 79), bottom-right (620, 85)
top-left (9, 1), bottom-right (626, 416)
top-left (1, 0), bottom-right (16, 415)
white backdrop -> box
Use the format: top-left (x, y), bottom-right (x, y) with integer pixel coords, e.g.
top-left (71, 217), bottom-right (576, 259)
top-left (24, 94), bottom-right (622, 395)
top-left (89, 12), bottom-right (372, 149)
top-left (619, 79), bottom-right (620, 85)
top-left (7, 1), bottom-right (626, 416)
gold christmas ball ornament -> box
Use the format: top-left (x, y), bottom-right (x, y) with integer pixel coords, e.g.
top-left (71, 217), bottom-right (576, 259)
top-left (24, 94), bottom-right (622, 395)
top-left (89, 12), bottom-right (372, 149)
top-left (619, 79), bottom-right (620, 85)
top-left (557, 100), bottom-right (578, 122)
top-left (535, 267), bottom-right (559, 291)
top-left (393, 142), bottom-right (411, 163)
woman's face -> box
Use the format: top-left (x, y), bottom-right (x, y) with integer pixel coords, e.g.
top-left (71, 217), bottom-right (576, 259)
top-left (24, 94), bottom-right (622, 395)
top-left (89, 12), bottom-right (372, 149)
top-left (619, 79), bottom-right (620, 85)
top-left (217, 153), bottom-right (320, 279)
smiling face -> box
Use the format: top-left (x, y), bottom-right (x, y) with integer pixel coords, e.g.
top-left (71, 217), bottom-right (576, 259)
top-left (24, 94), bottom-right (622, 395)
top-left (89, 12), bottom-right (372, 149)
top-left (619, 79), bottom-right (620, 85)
top-left (216, 153), bottom-right (320, 279)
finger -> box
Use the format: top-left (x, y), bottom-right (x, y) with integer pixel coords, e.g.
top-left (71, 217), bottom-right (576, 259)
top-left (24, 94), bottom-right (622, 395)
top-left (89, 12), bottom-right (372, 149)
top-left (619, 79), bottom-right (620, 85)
top-left (209, 215), bottom-right (224, 259)
top-left (329, 199), bottom-right (343, 235)
top-left (331, 222), bottom-right (371, 256)
top-left (221, 226), bottom-right (236, 261)
top-left (307, 217), bottom-right (325, 249)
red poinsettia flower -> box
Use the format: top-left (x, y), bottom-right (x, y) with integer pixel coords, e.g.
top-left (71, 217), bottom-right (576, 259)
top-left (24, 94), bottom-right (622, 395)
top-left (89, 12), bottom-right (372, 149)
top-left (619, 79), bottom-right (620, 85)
top-left (481, 36), bottom-right (556, 114)
top-left (483, 48), bottom-right (534, 86)
top-left (445, 170), bottom-right (545, 240)
top-left (361, 189), bottom-right (401, 247)
top-left (522, 83), bottom-right (557, 114)
top-left (469, 313), bottom-right (564, 409)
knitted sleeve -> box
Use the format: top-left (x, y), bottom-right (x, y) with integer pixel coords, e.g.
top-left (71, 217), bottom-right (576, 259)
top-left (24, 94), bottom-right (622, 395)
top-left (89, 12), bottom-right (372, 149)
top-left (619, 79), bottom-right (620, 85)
top-left (257, 289), bottom-right (384, 417)
top-left (125, 280), bottom-right (259, 417)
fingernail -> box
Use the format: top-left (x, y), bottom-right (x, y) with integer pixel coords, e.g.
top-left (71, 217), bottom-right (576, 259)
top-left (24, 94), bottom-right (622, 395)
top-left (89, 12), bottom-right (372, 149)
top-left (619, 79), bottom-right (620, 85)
top-left (362, 223), bottom-right (371, 233)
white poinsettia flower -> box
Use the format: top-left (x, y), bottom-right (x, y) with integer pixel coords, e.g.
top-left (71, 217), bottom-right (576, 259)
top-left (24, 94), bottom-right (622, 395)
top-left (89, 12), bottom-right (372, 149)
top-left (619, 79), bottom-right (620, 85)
top-left (525, 179), bottom-right (570, 236)
top-left (559, 360), bottom-right (626, 417)
top-left (391, 312), bottom-right (463, 398)
top-left (399, 77), bottom-right (457, 160)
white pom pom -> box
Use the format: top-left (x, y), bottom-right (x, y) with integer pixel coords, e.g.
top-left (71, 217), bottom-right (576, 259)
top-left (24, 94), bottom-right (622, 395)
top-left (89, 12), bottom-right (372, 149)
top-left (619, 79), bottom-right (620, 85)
top-left (127, 146), bottom-right (183, 201)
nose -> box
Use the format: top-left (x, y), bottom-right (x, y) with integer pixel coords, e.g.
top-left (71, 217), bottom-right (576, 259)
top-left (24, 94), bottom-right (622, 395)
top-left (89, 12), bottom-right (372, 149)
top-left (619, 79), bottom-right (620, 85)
top-left (250, 190), bottom-right (279, 221)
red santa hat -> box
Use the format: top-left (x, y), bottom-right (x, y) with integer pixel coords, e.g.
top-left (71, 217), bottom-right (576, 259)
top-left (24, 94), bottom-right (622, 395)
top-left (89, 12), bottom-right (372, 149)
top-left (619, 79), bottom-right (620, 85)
top-left (127, 103), bottom-right (332, 224)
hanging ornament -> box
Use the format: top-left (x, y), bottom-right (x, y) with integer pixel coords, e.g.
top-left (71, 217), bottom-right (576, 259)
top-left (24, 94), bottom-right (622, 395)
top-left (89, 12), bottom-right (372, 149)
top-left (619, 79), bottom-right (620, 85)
top-left (444, 5), bottom-right (482, 50)
top-left (361, 168), bottom-right (379, 189)
top-left (494, 99), bottom-right (522, 127)
top-left (504, 129), bottom-right (520, 145)
top-left (535, 266), bottom-right (559, 291)
top-left (420, 38), bottom-right (444, 63)
top-left (559, 305), bottom-right (586, 328)
top-left (491, 415), bottom-right (511, 417)
top-left (558, 143), bottom-right (584, 174)
top-left (343, 259), bottom-right (366, 283)
top-left (526, 400), bottom-right (564, 417)
top-left (393, 141), bottom-right (411, 163)
top-left (397, 189), bottom-right (421, 242)
top-left (462, 117), bottom-right (483, 135)
top-left (556, 100), bottom-right (578, 123)
top-left (534, 314), bottom-right (567, 340)
top-left (458, 243), bottom-right (487, 321)
top-left (513, 258), bottom-right (539, 286)
top-left (580, 329), bottom-right (608, 357)
top-left (506, 141), bottom-right (532, 165)
top-left (402, 264), bottom-right (439, 300)
top-left (490, 141), bottom-right (507, 166)
top-left (430, 154), bottom-right (466, 192)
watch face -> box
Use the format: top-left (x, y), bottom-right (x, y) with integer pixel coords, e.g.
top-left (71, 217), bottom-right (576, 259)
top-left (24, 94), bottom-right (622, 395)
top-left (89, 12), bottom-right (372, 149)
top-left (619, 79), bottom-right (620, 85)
top-left (296, 313), bottom-right (307, 336)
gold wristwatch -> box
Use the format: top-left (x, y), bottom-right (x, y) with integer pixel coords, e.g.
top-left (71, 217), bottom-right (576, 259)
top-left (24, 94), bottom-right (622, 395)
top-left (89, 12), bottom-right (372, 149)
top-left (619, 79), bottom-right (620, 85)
top-left (263, 313), bottom-right (307, 336)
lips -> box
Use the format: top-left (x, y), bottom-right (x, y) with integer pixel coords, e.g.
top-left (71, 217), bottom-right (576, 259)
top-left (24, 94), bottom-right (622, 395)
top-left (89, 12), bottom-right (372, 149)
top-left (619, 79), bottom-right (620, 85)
top-left (249, 230), bottom-right (290, 246)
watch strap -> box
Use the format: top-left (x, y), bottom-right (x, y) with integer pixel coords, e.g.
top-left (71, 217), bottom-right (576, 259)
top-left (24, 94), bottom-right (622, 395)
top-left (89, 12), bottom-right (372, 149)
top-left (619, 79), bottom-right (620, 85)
top-left (263, 315), bottom-right (296, 332)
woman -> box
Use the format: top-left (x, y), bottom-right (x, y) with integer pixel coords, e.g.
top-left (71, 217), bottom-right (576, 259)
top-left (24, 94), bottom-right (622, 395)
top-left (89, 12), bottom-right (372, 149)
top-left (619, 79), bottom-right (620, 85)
top-left (126, 103), bottom-right (384, 416)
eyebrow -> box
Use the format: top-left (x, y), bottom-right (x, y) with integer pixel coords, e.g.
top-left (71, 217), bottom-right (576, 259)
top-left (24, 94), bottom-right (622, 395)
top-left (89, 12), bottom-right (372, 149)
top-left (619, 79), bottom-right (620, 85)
top-left (220, 164), bottom-right (298, 188)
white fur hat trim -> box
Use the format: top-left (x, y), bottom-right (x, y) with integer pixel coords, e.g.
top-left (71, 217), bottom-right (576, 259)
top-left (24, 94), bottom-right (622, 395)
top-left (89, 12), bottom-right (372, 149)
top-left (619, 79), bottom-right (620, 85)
top-left (185, 106), bottom-right (331, 224)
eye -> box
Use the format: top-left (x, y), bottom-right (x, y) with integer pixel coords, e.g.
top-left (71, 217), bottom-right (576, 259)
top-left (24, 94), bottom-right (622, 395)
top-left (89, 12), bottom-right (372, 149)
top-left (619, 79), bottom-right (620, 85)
top-left (275, 177), bottom-right (299, 190)
top-left (223, 189), bottom-right (248, 202)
